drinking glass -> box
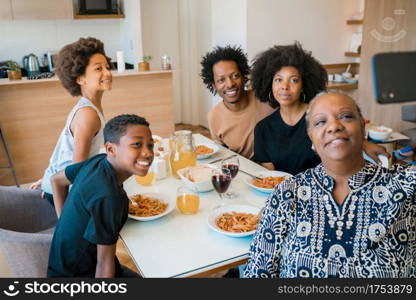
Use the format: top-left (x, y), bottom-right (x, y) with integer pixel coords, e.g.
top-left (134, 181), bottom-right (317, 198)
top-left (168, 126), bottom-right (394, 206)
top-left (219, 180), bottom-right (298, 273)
top-left (211, 168), bottom-right (232, 206)
top-left (176, 186), bottom-right (200, 214)
top-left (221, 156), bottom-right (239, 198)
top-left (135, 163), bottom-right (155, 186)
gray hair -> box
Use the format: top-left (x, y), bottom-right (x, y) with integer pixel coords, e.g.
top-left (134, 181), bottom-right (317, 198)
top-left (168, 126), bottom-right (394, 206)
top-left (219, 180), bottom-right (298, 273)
top-left (305, 90), bottom-right (365, 132)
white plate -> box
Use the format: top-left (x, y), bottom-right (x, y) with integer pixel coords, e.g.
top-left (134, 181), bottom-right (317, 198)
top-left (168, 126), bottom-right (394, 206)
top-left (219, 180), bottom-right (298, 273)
top-left (244, 170), bottom-right (292, 194)
top-left (128, 192), bottom-right (175, 221)
top-left (195, 143), bottom-right (219, 160)
top-left (177, 164), bottom-right (216, 192)
top-left (207, 204), bottom-right (261, 238)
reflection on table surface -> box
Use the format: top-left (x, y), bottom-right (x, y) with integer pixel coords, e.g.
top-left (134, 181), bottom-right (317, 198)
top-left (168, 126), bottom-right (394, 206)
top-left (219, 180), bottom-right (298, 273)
top-left (120, 134), bottom-right (269, 278)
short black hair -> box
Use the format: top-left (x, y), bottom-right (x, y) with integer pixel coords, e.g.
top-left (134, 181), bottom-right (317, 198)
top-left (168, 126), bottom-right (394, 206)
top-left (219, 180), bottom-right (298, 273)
top-left (200, 45), bottom-right (250, 94)
top-left (251, 42), bottom-right (327, 108)
top-left (104, 114), bottom-right (149, 144)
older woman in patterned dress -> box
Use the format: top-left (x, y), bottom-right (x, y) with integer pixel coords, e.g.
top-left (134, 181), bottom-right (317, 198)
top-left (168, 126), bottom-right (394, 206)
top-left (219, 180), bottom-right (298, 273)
top-left (244, 92), bottom-right (416, 278)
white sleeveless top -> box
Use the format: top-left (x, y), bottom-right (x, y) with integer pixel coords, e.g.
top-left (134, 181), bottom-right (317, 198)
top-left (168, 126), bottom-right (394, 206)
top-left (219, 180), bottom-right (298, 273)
top-left (41, 97), bottom-right (105, 195)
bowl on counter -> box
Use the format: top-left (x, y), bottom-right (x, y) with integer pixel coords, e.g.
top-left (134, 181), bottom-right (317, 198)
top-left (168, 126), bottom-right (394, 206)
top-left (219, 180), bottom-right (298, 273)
top-left (343, 77), bottom-right (358, 84)
top-left (177, 164), bottom-right (216, 192)
top-left (368, 125), bottom-right (393, 141)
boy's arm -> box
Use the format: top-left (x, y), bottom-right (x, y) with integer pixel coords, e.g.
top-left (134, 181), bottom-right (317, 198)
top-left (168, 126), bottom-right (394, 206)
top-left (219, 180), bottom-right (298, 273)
top-left (96, 243), bottom-right (117, 278)
top-left (51, 170), bottom-right (71, 218)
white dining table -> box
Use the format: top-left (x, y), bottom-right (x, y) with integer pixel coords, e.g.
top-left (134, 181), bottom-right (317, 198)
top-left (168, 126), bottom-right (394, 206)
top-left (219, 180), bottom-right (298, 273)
top-left (119, 134), bottom-right (269, 278)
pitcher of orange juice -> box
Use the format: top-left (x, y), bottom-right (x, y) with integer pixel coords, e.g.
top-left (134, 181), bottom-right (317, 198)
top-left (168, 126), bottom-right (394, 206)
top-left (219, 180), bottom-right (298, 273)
top-left (170, 131), bottom-right (196, 178)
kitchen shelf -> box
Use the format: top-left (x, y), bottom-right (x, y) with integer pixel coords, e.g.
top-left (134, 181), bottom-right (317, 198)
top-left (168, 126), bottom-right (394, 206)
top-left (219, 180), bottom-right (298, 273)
top-left (74, 14), bottom-right (124, 19)
top-left (327, 82), bottom-right (358, 90)
top-left (324, 63), bottom-right (360, 74)
top-left (347, 19), bottom-right (363, 25)
top-left (345, 51), bottom-right (360, 57)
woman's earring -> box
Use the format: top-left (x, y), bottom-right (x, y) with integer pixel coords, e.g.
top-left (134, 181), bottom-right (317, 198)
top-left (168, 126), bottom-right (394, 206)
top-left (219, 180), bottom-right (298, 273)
top-left (268, 91), bottom-right (275, 102)
top-left (302, 92), bottom-right (306, 102)
top-left (311, 144), bottom-right (316, 151)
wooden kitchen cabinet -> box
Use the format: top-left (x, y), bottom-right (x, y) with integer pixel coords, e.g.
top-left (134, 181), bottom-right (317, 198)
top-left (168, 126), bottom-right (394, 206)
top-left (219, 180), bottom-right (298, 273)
top-left (0, 0), bottom-right (12, 19)
top-left (11, 0), bottom-right (73, 19)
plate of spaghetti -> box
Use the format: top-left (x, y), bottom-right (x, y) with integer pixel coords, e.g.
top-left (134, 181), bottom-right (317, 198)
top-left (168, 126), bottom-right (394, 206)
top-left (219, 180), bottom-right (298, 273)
top-left (195, 143), bottom-right (219, 160)
top-left (128, 193), bottom-right (175, 221)
top-left (207, 204), bottom-right (262, 237)
top-left (244, 170), bottom-right (291, 193)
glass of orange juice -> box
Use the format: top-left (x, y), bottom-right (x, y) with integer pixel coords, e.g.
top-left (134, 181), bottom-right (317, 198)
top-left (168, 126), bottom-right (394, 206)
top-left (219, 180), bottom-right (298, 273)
top-left (135, 163), bottom-right (155, 186)
top-left (176, 186), bottom-right (200, 214)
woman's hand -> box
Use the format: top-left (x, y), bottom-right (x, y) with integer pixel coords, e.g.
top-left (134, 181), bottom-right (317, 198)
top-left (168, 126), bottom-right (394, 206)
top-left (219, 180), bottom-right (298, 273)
top-left (363, 140), bottom-right (391, 164)
top-left (29, 178), bottom-right (42, 190)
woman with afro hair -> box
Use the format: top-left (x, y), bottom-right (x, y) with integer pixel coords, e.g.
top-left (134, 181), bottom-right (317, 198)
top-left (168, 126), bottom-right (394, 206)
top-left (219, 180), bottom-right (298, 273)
top-left (251, 42), bottom-right (388, 175)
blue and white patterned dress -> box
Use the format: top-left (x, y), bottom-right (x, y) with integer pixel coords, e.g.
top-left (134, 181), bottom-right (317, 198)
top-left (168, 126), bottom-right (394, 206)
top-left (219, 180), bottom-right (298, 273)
top-left (244, 162), bottom-right (416, 278)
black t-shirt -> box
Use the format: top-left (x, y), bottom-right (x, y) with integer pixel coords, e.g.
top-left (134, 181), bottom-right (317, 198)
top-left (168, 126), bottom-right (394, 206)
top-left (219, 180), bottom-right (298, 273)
top-left (47, 154), bottom-right (129, 277)
top-left (253, 110), bottom-right (321, 175)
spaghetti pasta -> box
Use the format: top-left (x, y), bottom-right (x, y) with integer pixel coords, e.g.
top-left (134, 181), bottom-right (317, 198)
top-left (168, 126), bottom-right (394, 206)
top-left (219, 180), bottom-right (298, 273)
top-left (252, 176), bottom-right (285, 189)
top-left (129, 194), bottom-right (168, 217)
top-left (216, 211), bottom-right (260, 233)
top-left (195, 145), bottom-right (213, 155)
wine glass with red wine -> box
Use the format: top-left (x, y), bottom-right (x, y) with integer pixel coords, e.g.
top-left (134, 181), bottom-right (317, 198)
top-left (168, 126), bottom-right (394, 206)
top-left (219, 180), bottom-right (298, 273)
top-left (211, 168), bottom-right (232, 206)
top-left (221, 156), bottom-right (239, 198)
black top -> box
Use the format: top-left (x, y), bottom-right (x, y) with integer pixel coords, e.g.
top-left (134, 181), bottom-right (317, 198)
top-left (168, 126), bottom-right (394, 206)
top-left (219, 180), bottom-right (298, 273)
top-left (253, 110), bottom-right (321, 175)
top-left (47, 154), bottom-right (129, 277)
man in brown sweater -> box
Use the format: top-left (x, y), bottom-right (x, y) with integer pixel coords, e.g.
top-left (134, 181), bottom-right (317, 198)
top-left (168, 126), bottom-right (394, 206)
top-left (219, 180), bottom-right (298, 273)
top-left (200, 45), bottom-right (275, 159)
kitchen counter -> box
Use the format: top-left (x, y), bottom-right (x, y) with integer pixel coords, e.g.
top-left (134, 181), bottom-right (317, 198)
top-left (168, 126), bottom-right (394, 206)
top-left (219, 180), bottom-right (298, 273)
top-left (0, 69), bottom-right (173, 86)
top-left (0, 70), bottom-right (175, 184)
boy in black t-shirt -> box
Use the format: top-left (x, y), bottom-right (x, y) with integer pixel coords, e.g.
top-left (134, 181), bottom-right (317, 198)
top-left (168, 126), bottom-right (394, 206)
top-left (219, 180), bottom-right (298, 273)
top-left (47, 114), bottom-right (154, 277)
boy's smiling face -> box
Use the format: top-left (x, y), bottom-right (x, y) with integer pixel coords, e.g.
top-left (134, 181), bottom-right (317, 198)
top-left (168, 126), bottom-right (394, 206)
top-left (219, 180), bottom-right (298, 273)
top-left (107, 124), bottom-right (154, 182)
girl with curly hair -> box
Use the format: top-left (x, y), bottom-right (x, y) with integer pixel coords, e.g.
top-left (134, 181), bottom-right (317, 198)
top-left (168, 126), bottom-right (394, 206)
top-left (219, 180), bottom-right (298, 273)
top-left (252, 42), bottom-right (388, 175)
top-left (32, 37), bottom-right (113, 209)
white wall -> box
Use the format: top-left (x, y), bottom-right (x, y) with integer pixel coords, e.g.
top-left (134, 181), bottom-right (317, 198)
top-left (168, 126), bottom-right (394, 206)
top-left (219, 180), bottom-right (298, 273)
top-left (0, 0), bottom-right (143, 68)
top-left (177, 0), bottom-right (212, 125)
top-left (0, 19), bottom-right (125, 66)
top-left (246, 0), bottom-right (360, 63)
top-left (140, 0), bottom-right (182, 123)
top-left (211, 0), bottom-right (247, 49)
top-left (121, 0), bottom-right (143, 66)
top-left (141, 0), bottom-right (179, 70)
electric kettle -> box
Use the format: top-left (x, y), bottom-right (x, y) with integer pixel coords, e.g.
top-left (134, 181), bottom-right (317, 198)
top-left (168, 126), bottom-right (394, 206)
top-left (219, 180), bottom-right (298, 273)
top-left (22, 53), bottom-right (40, 76)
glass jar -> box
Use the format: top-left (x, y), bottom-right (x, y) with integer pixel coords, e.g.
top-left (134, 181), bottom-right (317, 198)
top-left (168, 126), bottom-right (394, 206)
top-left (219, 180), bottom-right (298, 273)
top-left (161, 55), bottom-right (171, 70)
top-left (170, 131), bottom-right (196, 178)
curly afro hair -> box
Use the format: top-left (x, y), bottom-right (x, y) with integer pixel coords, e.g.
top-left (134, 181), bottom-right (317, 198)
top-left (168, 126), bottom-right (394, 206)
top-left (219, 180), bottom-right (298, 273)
top-left (251, 42), bottom-right (327, 108)
top-left (55, 37), bottom-right (112, 97)
top-left (200, 45), bottom-right (250, 94)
